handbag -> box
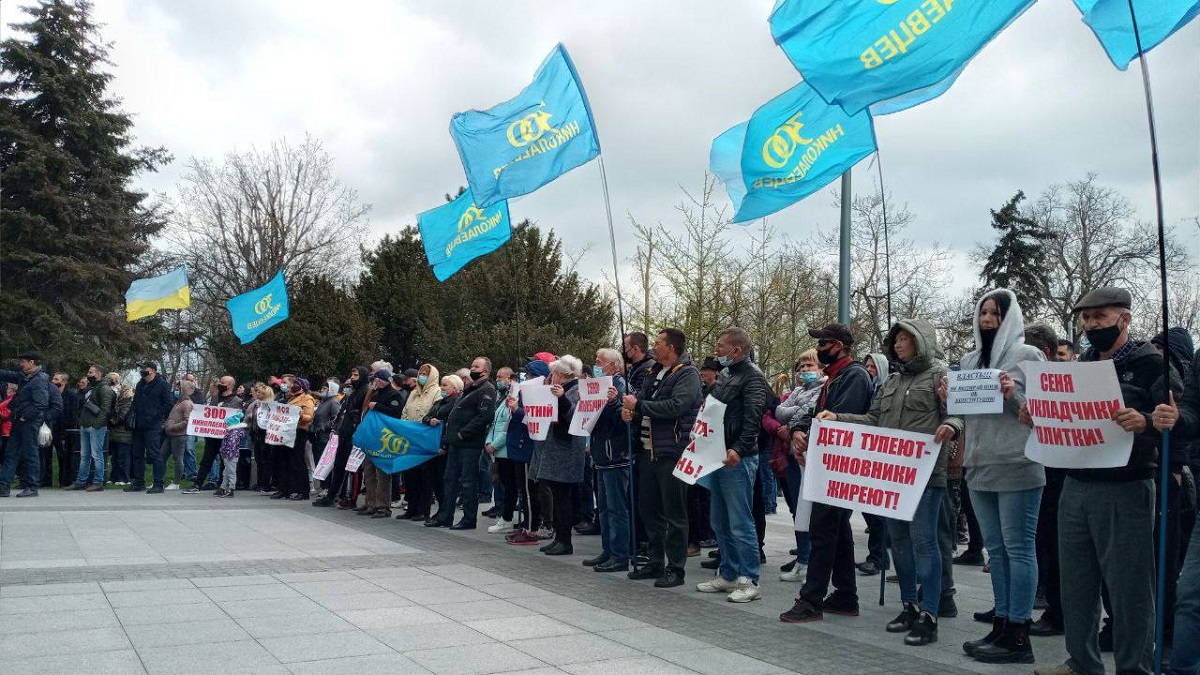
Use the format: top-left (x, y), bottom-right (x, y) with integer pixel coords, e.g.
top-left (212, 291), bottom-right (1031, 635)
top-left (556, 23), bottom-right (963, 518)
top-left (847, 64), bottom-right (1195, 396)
top-left (37, 422), bottom-right (52, 447)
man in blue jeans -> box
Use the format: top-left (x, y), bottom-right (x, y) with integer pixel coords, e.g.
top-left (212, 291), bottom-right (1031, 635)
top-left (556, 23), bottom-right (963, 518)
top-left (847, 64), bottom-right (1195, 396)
top-left (67, 365), bottom-right (114, 490)
top-left (696, 327), bottom-right (769, 603)
top-left (585, 348), bottom-right (630, 573)
top-left (125, 361), bottom-right (174, 494)
top-left (0, 352), bottom-right (52, 498)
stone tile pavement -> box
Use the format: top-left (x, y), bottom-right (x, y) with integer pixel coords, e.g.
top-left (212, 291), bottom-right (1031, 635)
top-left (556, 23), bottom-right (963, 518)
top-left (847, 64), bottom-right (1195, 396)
top-left (0, 489), bottom-right (1112, 675)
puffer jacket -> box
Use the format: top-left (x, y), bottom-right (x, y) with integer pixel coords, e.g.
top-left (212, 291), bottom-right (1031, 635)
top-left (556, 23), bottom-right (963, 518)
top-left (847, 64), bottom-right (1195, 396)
top-left (838, 317), bottom-right (964, 489)
top-left (630, 353), bottom-right (703, 461)
top-left (401, 365), bottom-right (442, 422)
top-left (288, 391), bottom-right (316, 431)
top-left (0, 367), bottom-right (51, 427)
top-left (444, 378), bottom-right (497, 449)
top-left (710, 357), bottom-right (770, 458)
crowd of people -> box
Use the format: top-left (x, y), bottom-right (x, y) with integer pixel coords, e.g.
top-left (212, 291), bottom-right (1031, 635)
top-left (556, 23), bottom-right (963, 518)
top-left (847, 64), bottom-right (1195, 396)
top-left (1, 284), bottom-right (1198, 675)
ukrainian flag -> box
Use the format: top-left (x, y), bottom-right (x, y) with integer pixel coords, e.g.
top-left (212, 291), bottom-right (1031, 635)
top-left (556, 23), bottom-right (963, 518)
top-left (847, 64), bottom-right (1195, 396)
top-left (125, 265), bottom-right (191, 322)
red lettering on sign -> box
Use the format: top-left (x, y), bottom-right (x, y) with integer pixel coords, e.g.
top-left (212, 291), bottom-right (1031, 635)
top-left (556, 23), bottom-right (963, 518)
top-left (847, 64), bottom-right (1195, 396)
top-left (1039, 372), bottom-right (1075, 393)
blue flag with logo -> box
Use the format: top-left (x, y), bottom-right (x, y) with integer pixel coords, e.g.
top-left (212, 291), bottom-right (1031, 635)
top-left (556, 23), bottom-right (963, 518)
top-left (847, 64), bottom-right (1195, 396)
top-left (712, 82), bottom-right (877, 224)
top-left (1074, 0), bottom-right (1200, 69)
top-left (418, 190), bottom-right (512, 282)
top-left (226, 270), bottom-right (289, 344)
top-left (770, 0), bottom-right (1034, 115)
top-left (352, 411), bottom-right (444, 474)
top-left (450, 43), bottom-right (601, 208)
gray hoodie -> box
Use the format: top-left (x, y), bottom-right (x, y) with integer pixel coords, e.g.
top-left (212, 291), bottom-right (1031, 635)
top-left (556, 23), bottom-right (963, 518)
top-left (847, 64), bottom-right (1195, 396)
top-left (960, 288), bottom-right (1045, 492)
top-left (866, 353), bottom-right (890, 392)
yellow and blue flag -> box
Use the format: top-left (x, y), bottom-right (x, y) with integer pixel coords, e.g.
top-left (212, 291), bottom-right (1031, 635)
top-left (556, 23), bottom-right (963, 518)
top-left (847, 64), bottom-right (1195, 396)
top-left (712, 82), bottom-right (877, 223)
top-left (418, 190), bottom-right (512, 282)
top-left (1074, 0), bottom-right (1200, 69)
top-left (450, 44), bottom-right (600, 209)
top-left (352, 412), bottom-right (444, 474)
top-left (769, 0), bottom-right (1033, 115)
top-left (125, 265), bottom-right (190, 322)
top-left (226, 271), bottom-right (289, 345)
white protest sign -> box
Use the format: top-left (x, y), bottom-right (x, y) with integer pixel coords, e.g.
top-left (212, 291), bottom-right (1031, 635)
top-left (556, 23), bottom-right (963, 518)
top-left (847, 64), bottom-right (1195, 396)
top-left (313, 433), bottom-right (338, 481)
top-left (793, 475), bottom-right (812, 532)
top-left (1022, 360), bottom-right (1132, 469)
top-left (520, 384), bottom-right (558, 441)
top-left (947, 369), bottom-right (1004, 415)
top-left (569, 376), bottom-right (612, 437)
top-left (345, 447), bottom-right (366, 473)
top-left (802, 419), bottom-right (940, 521)
top-left (262, 401), bottom-right (301, 447)
top-left (672, 395), bottom-right (727, 485)
top-left (186, 404), bottom-right (229, 439)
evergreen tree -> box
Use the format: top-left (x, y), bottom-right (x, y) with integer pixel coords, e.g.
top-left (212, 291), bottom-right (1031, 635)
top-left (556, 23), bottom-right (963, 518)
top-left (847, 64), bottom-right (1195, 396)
top-left (0, 0), bottom-right (168, 371)
top-left (978, 191), bottom-right (1054, 318)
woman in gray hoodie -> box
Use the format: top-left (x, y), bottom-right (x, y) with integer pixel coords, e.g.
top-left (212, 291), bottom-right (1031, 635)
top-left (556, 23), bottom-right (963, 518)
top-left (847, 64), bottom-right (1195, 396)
top-left (941, 288), bottom-right (1045, 664)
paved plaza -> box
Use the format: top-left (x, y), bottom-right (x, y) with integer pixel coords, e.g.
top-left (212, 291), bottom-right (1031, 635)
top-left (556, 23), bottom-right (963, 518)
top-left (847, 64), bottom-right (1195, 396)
top-left (0, 491), bottom-right (1095, 675)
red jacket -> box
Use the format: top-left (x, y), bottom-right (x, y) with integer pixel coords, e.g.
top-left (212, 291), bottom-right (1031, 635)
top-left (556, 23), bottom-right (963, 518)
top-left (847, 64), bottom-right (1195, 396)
top-left (0, 394), bottom-right (13, 436)
top-left (762, 410), bottom-right (790, 478)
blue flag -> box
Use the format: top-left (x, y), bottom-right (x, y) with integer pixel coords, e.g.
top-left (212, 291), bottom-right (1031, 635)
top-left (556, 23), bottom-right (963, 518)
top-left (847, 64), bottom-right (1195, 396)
top-left (1074, 0), bottom-right (1200, 69)
top-left (418, 190), bottom-right (512, 282)
top-left (450, 43), bottom-right (601, 208)
top-left (226, 270), bottom-right (289, 344)
top-left (770, 0), bottom-right (1034, 115)
top-left (713, 82), bottom-right (877, 224)
top-left (352, 412), bottom-right (444, 474)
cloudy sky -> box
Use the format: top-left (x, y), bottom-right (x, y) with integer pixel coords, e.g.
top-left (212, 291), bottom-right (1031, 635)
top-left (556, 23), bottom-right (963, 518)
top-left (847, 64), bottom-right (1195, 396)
top-left (52, 1), bottom-right (1200, 288)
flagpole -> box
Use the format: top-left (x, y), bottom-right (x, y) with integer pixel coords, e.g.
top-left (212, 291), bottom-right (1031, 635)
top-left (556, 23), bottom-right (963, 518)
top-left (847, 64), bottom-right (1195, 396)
top-left (875, 153), bottom-right (893, 329)
top-left (1123, 2), bottom-right (1172, 672)
top-left (838, 171), bottom-right (852, 325)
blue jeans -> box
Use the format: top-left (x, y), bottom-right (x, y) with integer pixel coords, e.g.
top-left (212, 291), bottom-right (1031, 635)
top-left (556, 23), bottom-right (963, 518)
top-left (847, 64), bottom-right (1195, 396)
top-left (0, 422), bottom-right (40, 489)
top-left (757, 453), bottom-right (777, 515)
top-left (183, 436), bottom-right (198, 481)
top-left (710, 454), bottom-right (760, 583)
top-left (971, 486), bottom-right (1042, 622)
top-left (1173, 510), bottom-right (1200, 675)
top-left (109, 441), bottom-right (130, 482)
top-left (597, 467), bottom-right (630, 564)
top-left (888, 486), bottom-right (944, 615)
top-left (76, 427), bottom-right (107, 485)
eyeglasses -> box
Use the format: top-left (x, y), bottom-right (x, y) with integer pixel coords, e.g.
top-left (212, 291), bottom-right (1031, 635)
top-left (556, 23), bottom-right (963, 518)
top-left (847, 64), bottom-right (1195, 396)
top-left (817, 340), bottom-right (837, 348)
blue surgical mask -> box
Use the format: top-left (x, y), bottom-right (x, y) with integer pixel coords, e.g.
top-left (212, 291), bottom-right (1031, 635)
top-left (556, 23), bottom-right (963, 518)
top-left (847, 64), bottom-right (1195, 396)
top-left (440, 390), bottom-right (448, 398)
top-left (418, 375), bottom-right (428, 386)
top-left (592, 365), bottom-right (605, 378)
top-left (717, 355), bottom-right (732, 367)
top-left (279, 383), bottom-right (289, 392)
top-left (799, 371), bottom-right (819, 384)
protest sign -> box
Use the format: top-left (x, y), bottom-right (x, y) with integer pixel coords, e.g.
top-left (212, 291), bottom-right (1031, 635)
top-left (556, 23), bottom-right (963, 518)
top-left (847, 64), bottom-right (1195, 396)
top-left (672, 395), bottom-right (728, 485)
top-left (947, 368), bottom-right (1004, 415)
top-left (261, 401), bottom-right (301, 447)
top-left (313, 433), bottom-right (338, 481)
top-left (1022, 360), bottom-right (1132, 469)
top-left (345, 448), bottom-right (367, 473)
top-left (569, 376), bottom-right (612, 437)
top-left (793, 476), bottom-right (812, 532)
top-left (802, 419), bottom-right (940, 521)
top-left (186, 404), bottom-right (230, 439)
top-left (520, 384), bottom-right (558, 441)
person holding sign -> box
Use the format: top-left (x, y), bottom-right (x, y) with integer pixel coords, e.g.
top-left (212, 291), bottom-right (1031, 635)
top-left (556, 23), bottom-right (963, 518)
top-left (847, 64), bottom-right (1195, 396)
top-left (420, 375), bottom-right (461, 526)
top-left (939, 289), bottom-right (1043, 664)
top-left (586, 348), bottom-right (631, 572)
top-left (280, 378), bottom-right (315, 501)
top-left (1030, 288), bottom-right (1183, 675)
top-left (397, 364), bottom-right (443, 521)
top-left (822, 318), bottom-right (962, 646)
top-left (528, 356), bottom-right (586, 554)
top-left (694, 327), bottom-right (770, 603)
top-left (183, 375), bottom-right (241, 495)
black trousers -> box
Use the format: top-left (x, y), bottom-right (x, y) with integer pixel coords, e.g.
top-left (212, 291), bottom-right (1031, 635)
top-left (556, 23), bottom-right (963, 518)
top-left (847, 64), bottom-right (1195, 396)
top-left (799, 503), bottom-right (858, 607)
top-left (546, 479), bottom-right (576, 544)
top-left (434, 446), bottom-right (481, 526)
top-left (252, 430), bottom-right (271, 490)
top-left (638, 455), bottom-right (689, 573)
top-left (1036, 469), bottom-right (1066, 627)
top-left (960, 476), bottom-right (984, 556)
top-left (198, 437), bottom-right (222, 489)
top-left (863, 513), bottom-right (891, 568)
top-left (496, 457), bottom-right (523, 523)
top-left (410, 453), bottom-right (447, 516)
top-left (283, 429), bottom-right (309, 497)
top-left (688, 483), bottom-right (712, 545)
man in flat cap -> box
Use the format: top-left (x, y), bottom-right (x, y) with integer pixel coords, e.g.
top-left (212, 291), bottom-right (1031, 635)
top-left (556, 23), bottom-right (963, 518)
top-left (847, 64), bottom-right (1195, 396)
top-left (0, 353), bottom-right (52, 497)
top-left (1032, 287), bottom-right (1183, 675)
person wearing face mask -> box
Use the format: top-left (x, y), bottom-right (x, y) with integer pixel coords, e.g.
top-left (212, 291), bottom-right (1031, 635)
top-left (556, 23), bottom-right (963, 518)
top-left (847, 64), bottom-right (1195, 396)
top-left (310, 377), bottom-right (342, 494)
top-left (779, 323), bottom-right (874, 624)
top-left (246, 384), bottom-right (275, 493)
top-left (935, 288), bottom-right (1043, 663)
top-left (125, 361), bottom-right (175, 494)
top-left (359, 370), bottom-right (405, 517)
top-left (47, 371), bottom-right (81, 488)
top-left (182, 375), bottom-right (242, 495)
top-left (484, 367), bottom-right (518, 532)
top-left (772, 350), bottom-right (823, 581)
top-left (158, 379), bottom-right (196, 491)
top-left (527, 356), bottom-right (587, 555)
top-left (314, 366), bottom-right (370, 508)
top-left (583, 349), bottom-right (631, 570)
top-left (69, 365), bottom-right (115, 491)
top-left (1028, 288), bottom-right (1182, 675)
top-left (0, 353), bottom-right (52, 497)
top-left (396, 364), bottom-right (442, 520)
top-left (420, 374), bottom-right (462, 521)
top-left (426, 358), bottom-right (498, 530)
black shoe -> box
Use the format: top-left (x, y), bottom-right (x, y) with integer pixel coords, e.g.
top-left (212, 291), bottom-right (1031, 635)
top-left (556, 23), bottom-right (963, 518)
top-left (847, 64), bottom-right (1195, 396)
top-left (594, 560), bottom-right (629, 573)
top-left (627, 565), bottom-right (663, 581)
top-left (269, 492), bottom-right (286, 500)
top-left (212, 488), bottom-right (226, 497)
top-left (1029, 617), bottom-right (1064, 637)
top-left (543, 541), bottom-right (573, 556)
top-left (286, 493), bottom-right (303, 501)
top-left (700, 558), bottom-right (720, 570)
top-left (964, 616), bottom-right (1006, 655)
top-left (424, 518), bottom-right (447, 528)
top-left (575, 522), bottom-right (601, 536)
top-left (953, 551), bottom-right (984, 566)
top-left (123, 483), bottom-right (144, 493)
top-left (789, 548), bottom-right (798, 556)
top-left (904, 612), bottom-right (938, 646)
top-left (65, 482), bottom-right (87, 490)
top-left (16, 488), bottom-right (38, 498)
top-left (699, 539), bottom-right (717, 548)
top-left (759, 550), bottom-right (767, 563)
top-left (887, 604), bottom-right (919, 633)
top-left (972, 621), bottom-right (1033, 663)
top-left (856, 561), bottom-right (881, 576)
top-left (780, 598), bottom-right (823, 623)
top-left (146, 484), bottom-right (164, 494)
top-left (823, 594), bottom-right (860, 616)
top-left (481, 507), bottom-right (499, 519)
top-left (780, 560), bottom-right (796, 573)
top-left (371, 510), bottom-right (390, 518)
top-left (938, 595), bottom-right (959, 618)
top-left (538, 540), bottom-right (557, 552)
top-left (1034, 590), bottom-right (1048, 610)
top-left (201, 483), bottom-right (217, 491)
top-left (974, 607), bottom-right (996, 623)
top-left (707, 549), bottom-right (720, 558)
top-left (313, 497), bottom-right (333, 507)
top-left (654, 568), bottom-right (684, 588)
top-left (583, 554), bottom-right (610, 567)
top-left (449, 521), bottom-right (476, 530)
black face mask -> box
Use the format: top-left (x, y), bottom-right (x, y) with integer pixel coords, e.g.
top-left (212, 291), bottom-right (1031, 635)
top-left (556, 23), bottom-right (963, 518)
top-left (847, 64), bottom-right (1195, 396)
top-left (469, 370), bottom-right (485, 381)
top-left (87, 375), bottom-right (99, 384)
top-left (1086, 324), bottom-right (1122, 353)
top-left (816, 347), bottom-right (838, 366)
top-left (140, 369), bottom-right (151, 379)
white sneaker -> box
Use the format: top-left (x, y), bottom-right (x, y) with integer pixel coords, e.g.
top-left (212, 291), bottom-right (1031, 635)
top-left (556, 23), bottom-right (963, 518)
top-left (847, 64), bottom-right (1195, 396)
top-left (536, 526), bottom-right (554, 540)
top-left (487, 518), bottom-right (514, 534)
top-left (779, 564), bottom-right (806, 582)
top-left (727, 577), bottom-right (760, 603)
top-left (165, 483), bottom-right (180, 491)
top-left (696, 576), bottom-right (739, 593)
top-left (391, 499), bottom-right (406, 509)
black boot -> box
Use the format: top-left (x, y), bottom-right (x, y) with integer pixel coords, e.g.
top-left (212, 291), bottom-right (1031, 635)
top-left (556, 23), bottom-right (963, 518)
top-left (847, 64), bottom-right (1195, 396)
top-left (972, 620), bottom-right (1034, 664)
top-left (886, 604), bottom-right (919, 633)
top-left (904, 612), bottom-right (938, 646)
top-left (964, 616), bottom-right (1006, 656)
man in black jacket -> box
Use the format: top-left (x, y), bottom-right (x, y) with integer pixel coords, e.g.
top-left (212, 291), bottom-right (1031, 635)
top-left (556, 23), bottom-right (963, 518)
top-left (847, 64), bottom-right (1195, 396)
top-left (48, 372), bottom-right (82, 487)
top-left (622, 328), bottom-right (703, 588)
top-left (696, 327), bottom-right (769, 603)
top-left (361, 370), bottom-right (406, 517)
top-left (127, 361), bottom-right (175, 493)
top-left (428, 357), bottom-right (497, 530)
top-left (780, 323), bottom-right (874, 623)
top-left (0, 353), bottom-right (52, 497)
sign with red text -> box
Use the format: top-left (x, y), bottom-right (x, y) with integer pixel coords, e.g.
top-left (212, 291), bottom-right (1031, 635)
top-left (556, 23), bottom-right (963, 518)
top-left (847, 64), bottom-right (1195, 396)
top-left (673, 395), bottom-right (727, 485)
top-left (186, 405), bottom-right (230, 439)
top-left (520, 384), bottom-right (558, 441)
top-left (802, 419), bottom-right (940, 521)
top-left (345, 447), bottom-right (366, 473)
top-left (947, 368), bottom-right (1004, 415)
top-left (1022, 360), bottom-right (1132, 469)
top-left (261, 401), bottom-right (301, 447)
top-left (313, 433), bottom-right (339, 481)
top-left (569, 376), bottom-right (612, 437)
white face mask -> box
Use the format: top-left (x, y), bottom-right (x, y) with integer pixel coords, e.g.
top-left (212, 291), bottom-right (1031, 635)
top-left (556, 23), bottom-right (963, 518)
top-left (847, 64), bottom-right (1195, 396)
top-left (326, 381), bottom-right (339, 397)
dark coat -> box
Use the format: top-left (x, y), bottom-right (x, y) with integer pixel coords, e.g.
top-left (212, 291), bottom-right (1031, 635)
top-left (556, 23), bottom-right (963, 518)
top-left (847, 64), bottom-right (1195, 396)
top-left (710, 358), bottom-right (770, 458)
top-left (0, 368), bottom-right (50, 426)
top-left (592, 374), bottom-right (629, 469)
top-left (445, 379), bottom-right (497, 449)
top-left (631, 354), bottom-right (703, 461)
top-left (131, 373), bottom-right (175, 430)
top-left (530, 379), bottom-right (586, 483)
